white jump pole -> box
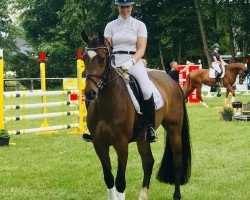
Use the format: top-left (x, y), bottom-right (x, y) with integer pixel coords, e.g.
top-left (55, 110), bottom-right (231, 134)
top-left (4, 100), bottom-right (79, 110)
top-left (4, 90), bottom-right (79, 98)
top-left (4, 111), bottom-right (80, 122)
top-left (8, 123), bottom-right (79, 135)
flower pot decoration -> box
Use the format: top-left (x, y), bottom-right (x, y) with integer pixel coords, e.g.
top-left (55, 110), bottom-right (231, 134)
top-left (220, 106), bottom-right (234, 121)
top-left (0, 129), bottom-right (10, 146)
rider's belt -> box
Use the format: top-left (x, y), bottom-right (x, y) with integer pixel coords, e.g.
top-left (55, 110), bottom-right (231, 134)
top-left (113, 51), bottom-right (136, 55)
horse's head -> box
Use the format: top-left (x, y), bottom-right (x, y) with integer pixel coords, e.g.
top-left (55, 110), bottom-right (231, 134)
top-left (238, 64), bottom-right (249, 84)
top-left (81, 31), bottom-right (112, 100)
top-left (227, 63), bottom-right (249, 84)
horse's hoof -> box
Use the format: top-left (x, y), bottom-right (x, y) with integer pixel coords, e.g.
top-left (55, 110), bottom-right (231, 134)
top-left (173, 193), bottom-right (181, 200)
top-left (82, 134), bottom-right (93, 142)
top-left (139, 187), bottom-right (148, 200)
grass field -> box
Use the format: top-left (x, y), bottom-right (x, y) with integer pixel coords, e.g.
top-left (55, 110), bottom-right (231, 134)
top-left (0, 93), bottom-right (249, 200)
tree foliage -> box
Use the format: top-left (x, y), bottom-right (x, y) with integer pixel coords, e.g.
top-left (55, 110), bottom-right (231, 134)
top-left (3, 0), bottom-right (249, 80)
top-left (0, 0), bottom-right (19, 68)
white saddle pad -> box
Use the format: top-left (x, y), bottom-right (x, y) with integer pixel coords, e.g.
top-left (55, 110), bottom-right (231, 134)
top-left (126, 81), bottom-right (164, 114)
top-left (209, 66), bottom-right (226, 78)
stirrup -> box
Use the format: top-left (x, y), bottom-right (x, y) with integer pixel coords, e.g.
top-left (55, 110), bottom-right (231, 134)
top-left (145, 127), bottom-right (158, 143)
top-left (82, 133), bottom-right (93, 142)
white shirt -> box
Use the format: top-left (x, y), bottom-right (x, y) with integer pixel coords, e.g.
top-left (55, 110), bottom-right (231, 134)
top-left (104, 16), bottom-right (147, 66)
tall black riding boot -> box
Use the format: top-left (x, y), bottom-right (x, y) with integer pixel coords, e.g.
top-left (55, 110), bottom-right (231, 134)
top-left (214, 71), bottom-right (221, 87)
top-left (143, 95), bottom-right (158, 143)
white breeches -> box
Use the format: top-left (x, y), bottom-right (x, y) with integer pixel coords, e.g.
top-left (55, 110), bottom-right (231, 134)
top-left (128, 59), bottom-right (153, 100)
top-left (212, 62), bottom-right (222, 73)
top-left (114, 54), bottom-right (153, 100)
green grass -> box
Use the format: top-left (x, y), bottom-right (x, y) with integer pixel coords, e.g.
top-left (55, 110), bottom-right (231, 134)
top-left (0, 93), bottom-right (250, 200)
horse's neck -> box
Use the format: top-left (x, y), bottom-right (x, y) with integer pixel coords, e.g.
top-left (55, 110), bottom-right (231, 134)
top-left (97, 68), bottom-right (129, 108)
top-left (227, 64), bottom-right (242, 75)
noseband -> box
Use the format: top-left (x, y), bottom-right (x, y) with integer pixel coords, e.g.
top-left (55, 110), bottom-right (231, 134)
top-left (85, 47), bottom-right (113, 90)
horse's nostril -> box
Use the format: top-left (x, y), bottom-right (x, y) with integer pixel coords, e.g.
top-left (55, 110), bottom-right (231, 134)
top-left (91, 90), bottom-right (96, 96)
top-left (84, 90), bottom-right (97, 101)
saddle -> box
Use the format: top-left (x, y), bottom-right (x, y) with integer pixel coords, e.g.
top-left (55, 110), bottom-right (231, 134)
top-left (209, 64), bottom-right (226, 79)
top-left (126, 74), bottom-right (164, 142)
top-left (128, 75), bottom-right (144, 112)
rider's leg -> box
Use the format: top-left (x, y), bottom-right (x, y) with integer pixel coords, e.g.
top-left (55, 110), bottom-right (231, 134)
top-left (214, 71), bottom-right (221, 87)
top-left (212, 62), bottom-right (222, 87)
top-left (142, 95), bottom-right (157, 142)
top-left (129, 60), bottom-right (157, 143)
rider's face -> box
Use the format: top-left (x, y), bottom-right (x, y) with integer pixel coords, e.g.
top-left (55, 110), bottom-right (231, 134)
top-left (118, 5), bottom-right (133, 19)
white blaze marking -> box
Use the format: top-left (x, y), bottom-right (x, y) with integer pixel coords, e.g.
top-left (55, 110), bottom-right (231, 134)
top-left (87, 50), bottom-right (97, 59)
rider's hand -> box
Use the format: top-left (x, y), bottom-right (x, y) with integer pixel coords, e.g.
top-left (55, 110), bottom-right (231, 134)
top-left (121, 58), bottom-right (136, 71)
top-left (117, 67), bottom-right (130, 82)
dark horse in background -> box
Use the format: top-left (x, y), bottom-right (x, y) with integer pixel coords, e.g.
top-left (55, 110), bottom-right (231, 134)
top-left (81, 31), bottom-right (191, 200)
top-left (184, 63), bottom-right (248, 107)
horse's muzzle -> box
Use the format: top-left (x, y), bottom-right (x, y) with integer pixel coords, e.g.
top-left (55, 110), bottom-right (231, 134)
top-left (84, 90), bottom-right (97, 100)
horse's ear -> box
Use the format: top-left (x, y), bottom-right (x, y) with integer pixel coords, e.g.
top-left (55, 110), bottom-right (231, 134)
top-left (98, 31), bottom-right (105, 45)
top-left (81, 31), bottom-right (90, 45)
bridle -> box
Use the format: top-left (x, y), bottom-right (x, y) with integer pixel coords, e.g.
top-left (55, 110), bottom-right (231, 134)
top-left (84, 46), bottom-right (115, 90)
top-left (238, 68), bottom-right (249, 82)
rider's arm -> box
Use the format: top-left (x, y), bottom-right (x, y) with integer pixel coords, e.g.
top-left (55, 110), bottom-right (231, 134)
top-left (179, 62), bottom-right (194, 73)
top-left (219, 56), bottom-right (226, 65)
top-left (133, 21), bottom-right (147, 62)
top-left (213, 56), bottom-right (221, 64)
top-left (134, 36), bottom-right (147, 62)
top-left (180, 65), bottom-right (189, 73)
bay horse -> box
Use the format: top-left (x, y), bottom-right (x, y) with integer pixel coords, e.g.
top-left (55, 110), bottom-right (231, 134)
top-left (184, 63), bottom-right (248, 107)
top-left (81, 31), bottom-right (191, 200)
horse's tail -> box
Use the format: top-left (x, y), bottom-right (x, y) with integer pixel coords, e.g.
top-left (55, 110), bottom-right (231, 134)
top-left (183, 74), bottom-right (191, 100)
top-left (157, 101), bottom-right (191, 185)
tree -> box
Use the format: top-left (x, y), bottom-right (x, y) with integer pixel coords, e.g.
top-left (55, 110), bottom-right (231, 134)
top-left (194, 0), bottom-right (212, 66)
top-left (9, 0), bottom-right (250, 80)
top-left (0, 0), bottom-right (19, 69)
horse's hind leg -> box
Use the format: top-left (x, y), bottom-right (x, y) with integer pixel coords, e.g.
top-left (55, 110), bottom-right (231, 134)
top-left (196, 85), bottom-right (209, 107)
top-left (185, 86), bottom-right (195, 102)
top-left (93, 142), bottom-right (117, 200)
top-left (136, 140), bottom-right (154, 200)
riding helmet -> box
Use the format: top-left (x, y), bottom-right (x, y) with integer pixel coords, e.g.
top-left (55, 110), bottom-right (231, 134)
top-left (115, 0), bottom-right (135, 6)
top-left (213, 43), bottom-right (220, 48)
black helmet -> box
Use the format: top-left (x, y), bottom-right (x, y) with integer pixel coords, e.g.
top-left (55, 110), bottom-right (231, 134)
top-left (115, 0), bottom-right (135, 6)
top-left (213, 43), bottom-right (220, 48)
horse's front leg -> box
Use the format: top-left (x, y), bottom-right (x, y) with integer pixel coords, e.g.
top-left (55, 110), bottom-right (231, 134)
top-left (93, 142), bottom-right (117, 200)
top-left (136, 140), bottom-right (154, 200)
top-left (113, 138), bottom-right (129, 200)
top-left (226, 85), bottom-right (236, 102)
